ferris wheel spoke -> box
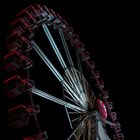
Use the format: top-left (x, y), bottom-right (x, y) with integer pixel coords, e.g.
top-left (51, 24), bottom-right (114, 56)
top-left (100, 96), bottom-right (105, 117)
top-left (69, 68), bottom-right (87, 98)
top-left (63, 88), bottom-right (84, 108)
top-left (42, 23), bottom-right (87, 108)
top-left (76, 124), bottom-right (87, 140)
top-left (31, 88), bottom-right (87, 140)
top-left (64, 95), bottom-right (84, 109)
top-left (69, 69), bottom-right (93, 108)
top-left (58, 28), bottom-right (84, 99)
top-left (67, 116), bottom-right (88, 140)
top-left (64, 102), bottom-right (87, 139)
top-left (65, 103), bottom-right (87, 138)
top-left (69, 111), bottom-right (86, 114)
top-left (42, 23), bottom-right (67, 69)
top-left (75, 47), bottom-right (83, 73)
top-left (31, 40), bottom-right (86, 106)
top-left (81, 76), bottom-right (95, 109)
top-left (63, 73), bottom-right (88, 109)
top-left (71, 68), bottom-right (89, 101)
top-left (64, 68), bottom-right (92, 110)
top-left (31, 40), bottom-right (64, 82)
top-left (42, 23), bottom-right (87, 106)
top-left (65, 107), bottom-right (73, 129)
top-left (88, 89), bottom-right (96, 109)
top-left (74, 53), bottom-right (90, 108)
top-left (31, 87), bottom-right (86, 112)
top-left (64, 70), bottom-right (87, 107)
top-left (64, 68), bottom-right (96, 111)
top-left (31, 39), bottom-right (95, 139)
top-left (58, 28), bottom-right (74, 67)
top-left (58, 27), bottom-right (85, 98)
top-left (71, 113), bottom-right (87, 123)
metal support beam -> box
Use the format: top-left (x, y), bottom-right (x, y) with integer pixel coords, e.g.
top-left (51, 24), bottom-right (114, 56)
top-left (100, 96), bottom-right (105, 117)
top-left (31, 40), bottom-right (84, 105)
top-left (31, 87), bottom-right (86, 112)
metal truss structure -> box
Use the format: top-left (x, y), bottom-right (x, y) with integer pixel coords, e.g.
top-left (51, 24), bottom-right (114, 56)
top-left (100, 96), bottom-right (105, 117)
top-left (3, 4), bottom-right (124, 140)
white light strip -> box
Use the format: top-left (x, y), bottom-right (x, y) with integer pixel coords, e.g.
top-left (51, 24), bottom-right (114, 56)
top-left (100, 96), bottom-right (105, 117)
top-left (58, 28), bottom-right (87, 108)
top-left (31, 40), bottom-right (63, 82)
top-left (65, 107), bottom-right (73, 129)
top-left (64, 95), bottom-right (84, 109)
top-left (58, 28), bottom-right (74, 67)
top-left (31, 40), bottom-right (82, 103)
top-left (31, 87), bottom-right (86, 112)
top-left (64, 69), bottom-right (86, 107)
top-left (42, 24), bottom-right (86, 107)
top-left (70, 68), bottom-right (88, 105)
top-left (42, 23), bottom-right (67, 68)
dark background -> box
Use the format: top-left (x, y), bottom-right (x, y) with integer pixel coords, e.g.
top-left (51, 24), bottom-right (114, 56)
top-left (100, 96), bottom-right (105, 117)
top-left (0, 0), bottom-right (137, 139)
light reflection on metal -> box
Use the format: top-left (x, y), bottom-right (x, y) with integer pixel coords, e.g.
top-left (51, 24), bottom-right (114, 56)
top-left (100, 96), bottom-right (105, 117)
top-left (42, 23), bottom-right (67, 69)
top-left (58, 28), bottom-right (74, 67)
top-left (42, 24), bottom-right (87, 108)
top-left (31, 40), bottom-right (86, 108)
top-left (31, 87), bottom-right (86, 112)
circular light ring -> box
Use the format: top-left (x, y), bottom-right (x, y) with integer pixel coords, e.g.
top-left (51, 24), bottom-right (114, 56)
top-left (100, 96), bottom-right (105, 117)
top-left (97, 99), bottom-right (107, 120)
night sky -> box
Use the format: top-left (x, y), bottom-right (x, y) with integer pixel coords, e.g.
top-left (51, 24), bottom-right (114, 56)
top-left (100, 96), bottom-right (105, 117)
top-left (0, 0), bottom-right (137, 140)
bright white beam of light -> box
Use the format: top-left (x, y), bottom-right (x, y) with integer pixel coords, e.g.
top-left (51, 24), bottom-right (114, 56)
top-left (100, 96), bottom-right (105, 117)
top-left (42, 23), bottom-right (67, 68)
top-left (31, 40), bottom-right (63, 82)
top-left (65, 107), bottom-right (73, 129)
top-left (42, 24), bottom-right (87, 108)
top-left (66, 69), bottom-right (87, 108)
top-left (58, 28), bottom-right (74, 67)
top-left (65, 69), bottom-right (87, 107)
top-left (59, 28), bottom-right (87, 105)
top-left (31, 40), bottom-right (85, 107)
top-left (69, 68), bottom-right (89, 106)
top-left (58, 28), bottom-right (88, 108)
top-left (31, 87), bottom-right (86, 112)
top-left (64, 94), bottom-right (84, 109)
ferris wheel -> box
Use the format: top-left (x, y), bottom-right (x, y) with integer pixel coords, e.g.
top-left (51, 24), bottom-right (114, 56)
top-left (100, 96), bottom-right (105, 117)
top-left (3, 3), bottom-right (124, 140)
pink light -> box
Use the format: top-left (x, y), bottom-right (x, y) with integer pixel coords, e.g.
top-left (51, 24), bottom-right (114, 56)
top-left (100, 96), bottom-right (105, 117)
top-left (97, 99), bottom-right (107, 120)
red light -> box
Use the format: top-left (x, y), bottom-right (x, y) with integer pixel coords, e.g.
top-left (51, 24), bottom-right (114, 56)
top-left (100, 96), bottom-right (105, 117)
top-left (97, 99), bottom-right (107, 120)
